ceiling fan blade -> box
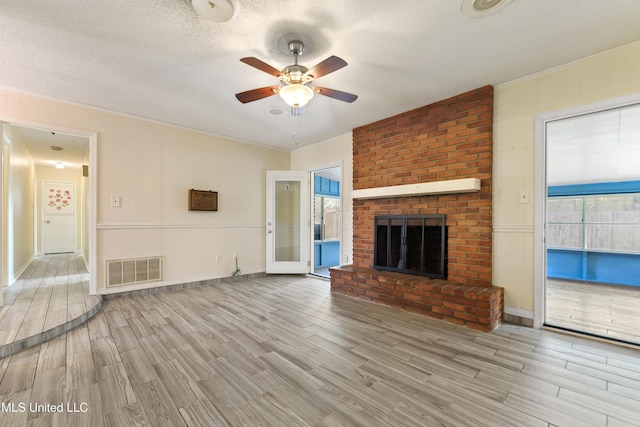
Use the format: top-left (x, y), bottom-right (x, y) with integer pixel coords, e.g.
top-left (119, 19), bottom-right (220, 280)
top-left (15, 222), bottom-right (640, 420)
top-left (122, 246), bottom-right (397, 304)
top-left (240, 57), bottom-right (281, 77)
top-left (306, 56), bottom-right (348, 79)
top-left (313, 86), bottom-right (358, 103)
top-left (235, 86), bottom-right (280, 103)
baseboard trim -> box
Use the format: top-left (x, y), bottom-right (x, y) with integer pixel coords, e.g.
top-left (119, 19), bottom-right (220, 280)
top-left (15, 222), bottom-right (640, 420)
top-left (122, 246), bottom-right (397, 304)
top-left (103, 271), bottom-right (267, 300)
top-left (504, 306), bottom-right (534, 327)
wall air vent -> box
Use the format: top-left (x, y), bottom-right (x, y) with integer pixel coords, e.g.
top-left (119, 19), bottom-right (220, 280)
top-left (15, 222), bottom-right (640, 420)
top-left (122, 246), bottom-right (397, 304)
top-left (106, 257), bottom-right (161, 287)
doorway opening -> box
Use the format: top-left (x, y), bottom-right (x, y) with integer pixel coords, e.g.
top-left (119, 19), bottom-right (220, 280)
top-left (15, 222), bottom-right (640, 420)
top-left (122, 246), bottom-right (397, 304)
top-left (1, 122), bottom-right (96, 300)
top-left (311, 166), bottom-right (341, 278)
top-left (265, 170), bottom-right (310, 274)
top-left (539, 100), bottom-right (640, 345)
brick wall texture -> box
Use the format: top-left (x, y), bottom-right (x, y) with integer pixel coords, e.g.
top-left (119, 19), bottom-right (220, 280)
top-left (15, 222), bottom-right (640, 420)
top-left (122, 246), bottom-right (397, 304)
top-left (351, 85), bottom-right (493, 287)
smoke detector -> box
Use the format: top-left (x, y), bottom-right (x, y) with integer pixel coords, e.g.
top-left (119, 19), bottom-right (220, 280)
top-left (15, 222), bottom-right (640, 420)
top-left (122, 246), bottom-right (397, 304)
top-left (461, 0), bottom-right (513, 17)
top-left (265, 106), bottom-right (289, 117)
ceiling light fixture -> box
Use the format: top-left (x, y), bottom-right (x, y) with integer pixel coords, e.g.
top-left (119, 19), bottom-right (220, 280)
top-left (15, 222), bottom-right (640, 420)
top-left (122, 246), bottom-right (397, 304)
top-left (279, 84), bottom-right (314, 108)
top-left (236, 39), bottom-right (357, 108)
top-left (191, 0), bottom-right (234, 22)
top-left (55, 161), bottom-right (64, 169)
top-left (461, 0), bottom-right (513, 17)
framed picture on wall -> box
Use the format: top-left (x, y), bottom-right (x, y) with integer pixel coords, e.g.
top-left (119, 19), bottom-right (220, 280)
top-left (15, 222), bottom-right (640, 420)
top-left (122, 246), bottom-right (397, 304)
top-left (188, 189), bottom-right (218, 211)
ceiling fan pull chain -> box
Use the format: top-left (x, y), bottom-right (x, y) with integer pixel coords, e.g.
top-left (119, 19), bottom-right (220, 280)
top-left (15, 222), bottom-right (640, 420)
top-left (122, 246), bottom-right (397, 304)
top-left (291, 108), bottom-right (300, 145)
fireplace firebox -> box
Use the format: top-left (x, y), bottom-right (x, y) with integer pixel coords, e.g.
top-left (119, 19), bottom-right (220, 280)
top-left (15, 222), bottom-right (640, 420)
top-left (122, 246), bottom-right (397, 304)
top-left (374, 214), bottom-right (446, 279)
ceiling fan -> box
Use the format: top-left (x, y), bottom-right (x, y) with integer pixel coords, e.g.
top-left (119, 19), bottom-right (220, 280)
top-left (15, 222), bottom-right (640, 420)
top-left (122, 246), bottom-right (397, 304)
top-left (235, 40), bottom-right (358, 108)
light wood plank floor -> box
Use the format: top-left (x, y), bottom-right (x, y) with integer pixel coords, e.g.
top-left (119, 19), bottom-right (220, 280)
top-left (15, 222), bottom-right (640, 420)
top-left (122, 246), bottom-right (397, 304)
top-left (0, 254), bottom-right (101, 355)
top-left (546, 279), bottom-right (640, 345)
top-left (1, 275), bottom-right (639, 426)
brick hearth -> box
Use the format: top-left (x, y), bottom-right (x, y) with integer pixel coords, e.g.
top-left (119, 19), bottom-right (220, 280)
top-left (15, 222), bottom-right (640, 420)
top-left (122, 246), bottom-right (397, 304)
top-left (331, 85), bottom-right (504, 331)
top-left (331, 266), bottom-right (503, 332)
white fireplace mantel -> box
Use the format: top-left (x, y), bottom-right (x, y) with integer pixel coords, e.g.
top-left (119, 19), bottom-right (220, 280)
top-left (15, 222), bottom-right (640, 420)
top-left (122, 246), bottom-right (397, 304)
top-left (352, 178), bottom-right (481, 200)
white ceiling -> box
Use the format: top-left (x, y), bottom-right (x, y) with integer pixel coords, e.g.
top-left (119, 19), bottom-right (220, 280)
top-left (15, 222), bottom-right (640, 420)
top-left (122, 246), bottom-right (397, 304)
top-left (4, 124), bottom-right (89, 170)
top-left (2, 0), bottom-right (640, 151)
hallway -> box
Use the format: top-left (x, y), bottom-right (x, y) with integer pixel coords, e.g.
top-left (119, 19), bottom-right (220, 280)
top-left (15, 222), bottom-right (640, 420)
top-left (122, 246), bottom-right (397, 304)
top-left (0, 254), bottom-right (101, 357)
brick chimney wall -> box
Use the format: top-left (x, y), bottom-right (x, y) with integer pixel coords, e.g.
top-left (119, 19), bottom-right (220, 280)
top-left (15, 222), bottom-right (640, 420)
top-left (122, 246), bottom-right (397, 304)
top-left (351, 86), bottom-right (493, 287)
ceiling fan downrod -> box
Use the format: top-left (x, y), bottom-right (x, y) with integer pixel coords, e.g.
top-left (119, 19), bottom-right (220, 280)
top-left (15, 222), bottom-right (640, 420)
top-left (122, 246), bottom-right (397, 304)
top-left (288, 40), bottom-right (305, 62)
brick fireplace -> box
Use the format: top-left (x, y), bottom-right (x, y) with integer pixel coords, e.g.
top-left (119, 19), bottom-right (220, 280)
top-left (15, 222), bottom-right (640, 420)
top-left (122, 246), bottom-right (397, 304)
top-left (331, 85), bottom-right (504, 331)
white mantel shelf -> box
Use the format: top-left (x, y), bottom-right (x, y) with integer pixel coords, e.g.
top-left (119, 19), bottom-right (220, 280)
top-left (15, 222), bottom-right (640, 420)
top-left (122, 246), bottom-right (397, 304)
top-left (352, 178), bottom-right (481, 200)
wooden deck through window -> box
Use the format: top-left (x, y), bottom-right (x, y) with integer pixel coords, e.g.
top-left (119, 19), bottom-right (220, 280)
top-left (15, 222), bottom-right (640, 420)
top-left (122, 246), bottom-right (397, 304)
top-left (546, 278), bottom-right (640, 345)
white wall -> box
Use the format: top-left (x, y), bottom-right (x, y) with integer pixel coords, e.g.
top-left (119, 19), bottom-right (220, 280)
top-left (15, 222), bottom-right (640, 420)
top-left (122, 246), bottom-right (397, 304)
top-left (0, 89), bottom-right (289, 293)
top-left (493, 40), bottom-right (640, 317)
top-left (291, 132), bottom-right (353, 265)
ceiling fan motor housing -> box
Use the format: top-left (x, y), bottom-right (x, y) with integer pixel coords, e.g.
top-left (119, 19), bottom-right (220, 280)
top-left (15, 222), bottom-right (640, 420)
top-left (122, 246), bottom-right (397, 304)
top-left (281, 64), bottom-right (312, 85)
top-left (281, 40), bottom-right (313, 85)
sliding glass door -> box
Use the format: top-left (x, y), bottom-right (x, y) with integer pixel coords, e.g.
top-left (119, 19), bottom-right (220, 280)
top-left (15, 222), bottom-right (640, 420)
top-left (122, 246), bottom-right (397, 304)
top-left (544, 102), bottom-right (640, 344)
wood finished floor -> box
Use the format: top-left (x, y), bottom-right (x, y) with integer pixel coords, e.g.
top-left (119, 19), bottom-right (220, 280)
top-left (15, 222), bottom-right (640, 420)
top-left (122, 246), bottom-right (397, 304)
top-left (546, 279), bottom-right (640, 345)
top-left (1, 275), bottom-right (639, 426)
top-left (0, 254), bottom-right (100, 348)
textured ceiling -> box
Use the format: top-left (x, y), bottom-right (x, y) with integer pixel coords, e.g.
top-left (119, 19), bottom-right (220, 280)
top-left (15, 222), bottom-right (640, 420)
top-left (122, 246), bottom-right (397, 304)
top-left (2, 0), bottom-right (640, 151)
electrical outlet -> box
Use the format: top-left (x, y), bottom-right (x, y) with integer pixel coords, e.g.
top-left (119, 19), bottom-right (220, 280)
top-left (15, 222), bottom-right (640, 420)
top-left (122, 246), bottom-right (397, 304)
top-left (215, 255), bottom-right (220, 262)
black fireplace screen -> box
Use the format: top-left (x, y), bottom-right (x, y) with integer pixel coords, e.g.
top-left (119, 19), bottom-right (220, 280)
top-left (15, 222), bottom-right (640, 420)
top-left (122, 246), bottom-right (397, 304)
top-left (374, 214), bottom-right (446, 279)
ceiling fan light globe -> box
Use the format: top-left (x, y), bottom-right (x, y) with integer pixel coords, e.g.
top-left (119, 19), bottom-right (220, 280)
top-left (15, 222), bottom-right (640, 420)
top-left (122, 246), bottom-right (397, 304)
top-left (279, 84), bottom-right (314, 108)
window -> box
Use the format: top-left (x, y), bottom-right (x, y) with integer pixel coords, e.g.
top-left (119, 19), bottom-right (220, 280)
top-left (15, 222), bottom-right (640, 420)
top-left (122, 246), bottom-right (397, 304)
top-left (314, 196), bottom-right (340, 241)
top-left (547, 193), bottom-right (640, 253)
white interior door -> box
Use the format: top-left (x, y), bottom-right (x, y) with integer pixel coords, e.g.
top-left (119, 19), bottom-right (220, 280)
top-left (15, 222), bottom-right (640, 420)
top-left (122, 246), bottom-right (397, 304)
top-left (266, 170), bottom-right (309, 274)
top-left (43, 180), bottom-right (76, 254)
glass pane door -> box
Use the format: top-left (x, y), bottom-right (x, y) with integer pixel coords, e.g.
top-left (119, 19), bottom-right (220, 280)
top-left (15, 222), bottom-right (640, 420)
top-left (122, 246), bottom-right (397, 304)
top-left (544, 103), bottom-right (640, 345)
top-left (275, 180), bottom-right (301, 262)
top-left (266, 171), bottom-right (309, 274)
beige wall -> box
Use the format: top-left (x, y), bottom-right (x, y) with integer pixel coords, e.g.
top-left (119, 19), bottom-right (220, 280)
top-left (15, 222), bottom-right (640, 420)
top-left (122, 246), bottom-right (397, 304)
top-left (0, 89), bottom-right (289, 293)
top-left (3, 39), bottom-right (639, 300)
top-left (493, 40), bottom-right (640, 317)
top-left (3, 128), bottom-right (35, 283)
top-left (81, 152), bottom-right (90, 267)
top-left (290, 132), bottom-right (353, 265)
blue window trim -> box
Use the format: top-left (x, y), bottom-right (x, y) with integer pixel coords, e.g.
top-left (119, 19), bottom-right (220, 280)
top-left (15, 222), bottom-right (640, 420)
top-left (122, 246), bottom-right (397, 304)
top-left (547, 180), bottom-right (640, 286)
top-left (314, 175), bottom-right (340, 197)
top-left (548, 180), bottom-right (640, 197)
